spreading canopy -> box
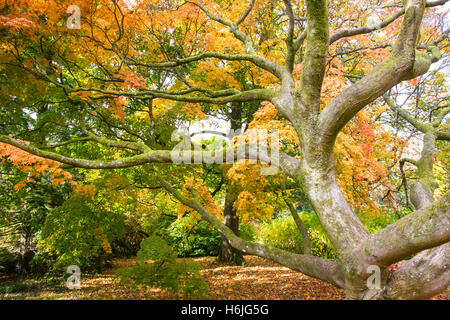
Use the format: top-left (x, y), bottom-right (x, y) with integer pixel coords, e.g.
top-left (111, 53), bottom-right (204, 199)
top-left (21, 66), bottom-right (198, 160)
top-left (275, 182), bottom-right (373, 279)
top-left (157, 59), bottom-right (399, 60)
top-left (0, 0), bottom-right (449, 299)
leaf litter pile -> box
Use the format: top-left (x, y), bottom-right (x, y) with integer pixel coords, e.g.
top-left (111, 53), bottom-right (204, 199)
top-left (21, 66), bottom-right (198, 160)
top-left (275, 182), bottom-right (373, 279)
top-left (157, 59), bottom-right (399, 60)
top-left (1, 256), bottom-right (448, 300)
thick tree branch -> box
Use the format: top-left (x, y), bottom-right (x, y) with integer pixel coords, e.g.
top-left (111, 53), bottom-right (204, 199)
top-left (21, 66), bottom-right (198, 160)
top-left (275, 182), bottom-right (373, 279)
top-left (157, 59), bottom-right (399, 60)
top-left (436, 131), bottom-right (450, 141)
top-left (0, 134), bottom-right (162, 169)
top-left (0, 135), bottom-right (299, 177)
top-left (127, 51), bottom-right (284, 79)
top-left (432, 106), bottom-right (450, 128)
top-left (69, 86), bottom-right (275, 105)
top-left (382, 242), bottom-right (450, 300)
top-left (319, 0), bottom-right (433, 146)
top-left (362, 191), bottom-right (450, 269)
top-left (299, 0), bottom-right (329, 113)
top-left (149, 88), bottom-right (276, 104)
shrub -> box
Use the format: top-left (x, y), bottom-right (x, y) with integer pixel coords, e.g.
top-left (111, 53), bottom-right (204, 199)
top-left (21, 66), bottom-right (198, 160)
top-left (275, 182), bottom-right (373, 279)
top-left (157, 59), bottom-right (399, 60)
top-left (308, 230), bottom-right (338, 260)
top-left (257, 215), bottom-right (305, 254)
top-left (358, 206), bottom-right (412, 233)
top-left (4, 282), bottom-right (35, 293)
top-left (116, 235), bottom-right (209, 299)
top-left (255, 211), bottom-right (338, 260)
top-left (238, 222), bottom-right (257, 242)
top-left (299, 211), bottom-right (338, 260)
top-left (166, 217), bottom-right (221, 257)
top-left (39, 195), bottom-right (126, 272)
top-left (111, 221), bottom-right (147, 258)
top-left (29, 252), bottom-right (56, 274)
top-left (142, 212), bottom-right (175, 238)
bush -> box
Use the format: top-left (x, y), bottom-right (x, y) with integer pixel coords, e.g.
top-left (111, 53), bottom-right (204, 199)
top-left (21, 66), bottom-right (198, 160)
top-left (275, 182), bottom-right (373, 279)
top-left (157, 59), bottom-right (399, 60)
top-left (300, 211), bottom-right (338, 260)
top-left (257, 215), bottom-right (305, 254)
top-left (143, 212), bottom-right (175, 238)
top-left (165, 217), bottom-right (221, 257)
top-left (255, 211), bottom-right (338, 260)
top-left (116, 236), bottom-right (209, 299)
top-left (4, 282), bottom-right (35, 293)
top-left (308, 230), bottom-right (338, 260)
top-left (358, 206), bottom-right (411, 233)
top-left (111, 221), bottom-right (147, 258)
top-left (238, 222), bottom-right (257, 242)
top-left (39, 195), bottom-right (126, 272)
top-left (29, 252), bottom-right (56, 274)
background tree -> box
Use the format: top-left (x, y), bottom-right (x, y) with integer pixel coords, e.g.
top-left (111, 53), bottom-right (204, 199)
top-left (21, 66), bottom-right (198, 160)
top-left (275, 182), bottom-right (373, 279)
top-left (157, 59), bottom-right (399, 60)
top-left (0, 163), bottom-right (71, 273)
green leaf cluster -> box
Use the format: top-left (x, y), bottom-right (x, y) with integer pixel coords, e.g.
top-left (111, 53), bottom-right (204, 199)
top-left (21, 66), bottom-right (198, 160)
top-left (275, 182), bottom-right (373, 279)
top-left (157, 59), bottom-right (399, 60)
top-left (116, 235), bottom-right (209, 299)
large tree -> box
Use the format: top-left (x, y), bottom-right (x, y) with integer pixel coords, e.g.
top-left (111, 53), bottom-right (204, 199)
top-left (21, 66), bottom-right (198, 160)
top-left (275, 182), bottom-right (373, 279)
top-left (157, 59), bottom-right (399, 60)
top-left (0, 0), bottom-right (449, 299)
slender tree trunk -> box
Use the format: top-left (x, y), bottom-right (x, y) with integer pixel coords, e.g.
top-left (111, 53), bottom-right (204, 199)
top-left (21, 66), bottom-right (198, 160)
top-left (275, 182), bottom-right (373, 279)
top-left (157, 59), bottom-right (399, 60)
top-left (218, 103), bottom-right (245, 265)
top-left (17, 228), bottom-right (34, 274)
top-left (218, 190), bottom-right (244, 265)
top-left (410, 132), bottom-right (438, 209)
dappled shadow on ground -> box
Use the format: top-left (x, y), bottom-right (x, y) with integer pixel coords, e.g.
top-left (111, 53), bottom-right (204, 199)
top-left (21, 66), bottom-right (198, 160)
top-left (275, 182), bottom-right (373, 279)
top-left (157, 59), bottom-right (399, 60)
top-left (196, 256), bottom-right (344, 300)
top-left (1, 256), bottom-right (448, 300)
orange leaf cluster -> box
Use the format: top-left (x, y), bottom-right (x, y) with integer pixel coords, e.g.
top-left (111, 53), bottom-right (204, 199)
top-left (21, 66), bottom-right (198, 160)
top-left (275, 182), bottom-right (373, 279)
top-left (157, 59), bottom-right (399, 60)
top-left (0, 142), bottom-right (73, 189)
top-left (178, 177), bottom-right (223, 227)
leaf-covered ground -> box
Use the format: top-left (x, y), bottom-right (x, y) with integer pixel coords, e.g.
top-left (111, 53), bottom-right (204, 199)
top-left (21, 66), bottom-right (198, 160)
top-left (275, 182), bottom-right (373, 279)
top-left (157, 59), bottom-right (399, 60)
top-left (1, 256), bottom-right (448, 300)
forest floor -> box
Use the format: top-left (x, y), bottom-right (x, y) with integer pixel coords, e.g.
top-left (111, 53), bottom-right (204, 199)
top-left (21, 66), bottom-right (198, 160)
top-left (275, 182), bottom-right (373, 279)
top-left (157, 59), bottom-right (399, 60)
top-left (1, 255), bottom-right (448, 300)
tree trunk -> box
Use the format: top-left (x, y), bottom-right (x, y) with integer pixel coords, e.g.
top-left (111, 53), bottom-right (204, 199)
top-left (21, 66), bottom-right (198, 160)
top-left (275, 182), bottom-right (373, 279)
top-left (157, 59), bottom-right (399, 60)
top-left (17, 229), bottom-right (35, 274)
top-left (300, 164), bottom-right (371, 299)
top-left (218, 190), bottom-right (244, 265)
top-left (218, 104), bottom-right (245, 265)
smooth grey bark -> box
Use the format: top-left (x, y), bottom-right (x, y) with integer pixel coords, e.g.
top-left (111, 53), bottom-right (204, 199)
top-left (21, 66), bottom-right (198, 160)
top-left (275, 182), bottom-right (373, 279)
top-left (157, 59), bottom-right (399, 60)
top-left (410, 182), bottom-right (434, 210)
top-left (362, 192), bottom-right (449, 269)
top-left (382, 242), bottom-right (450, 300)
top-left (410, 132), bottom-right (439, 208)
